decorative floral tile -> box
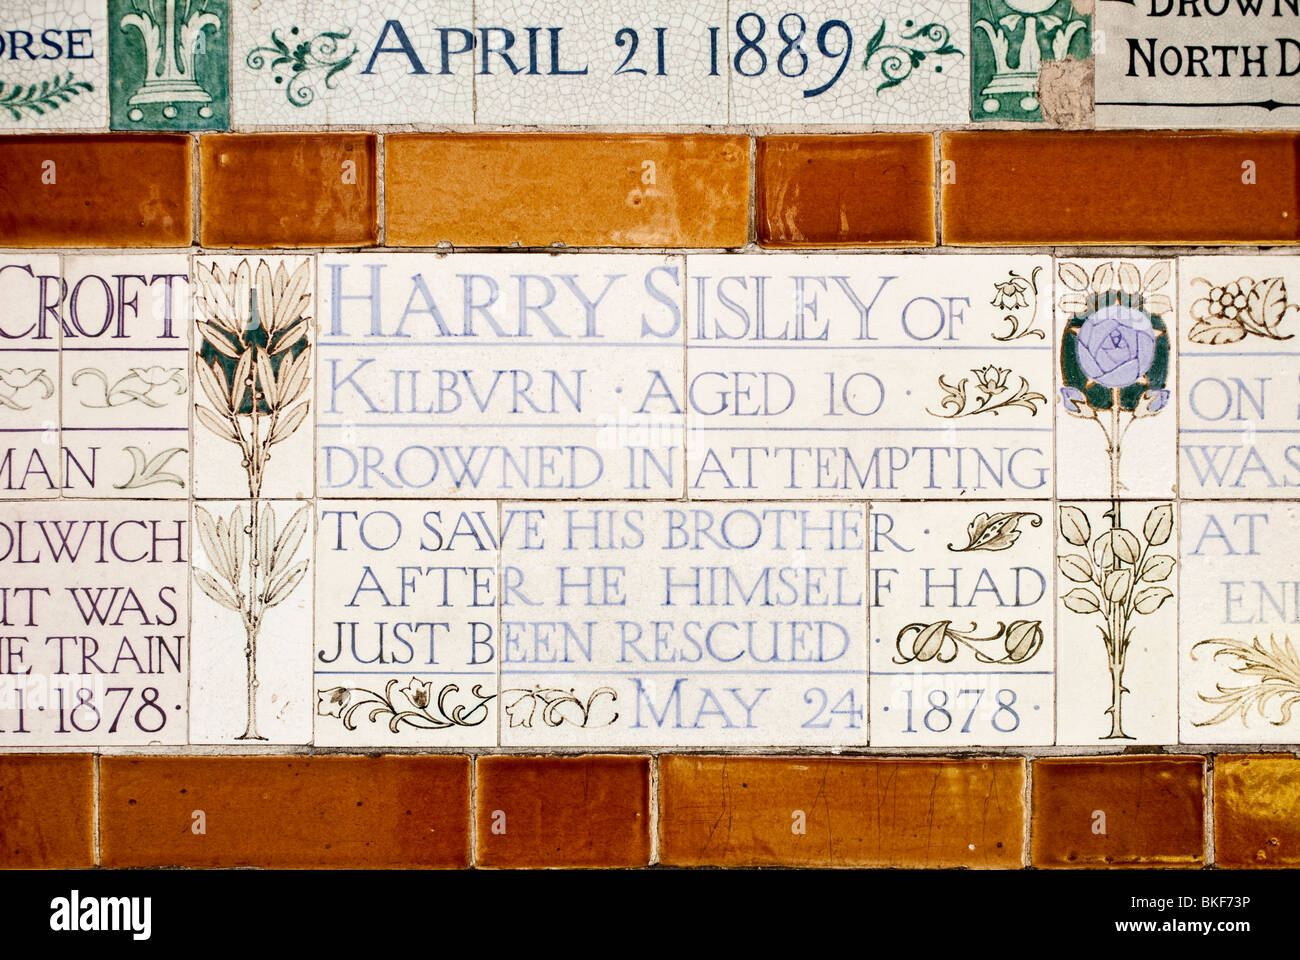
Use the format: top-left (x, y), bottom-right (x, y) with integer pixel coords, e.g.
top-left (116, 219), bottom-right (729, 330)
top-left (109, 0), bottom-right (229, 130)
top-left (686, 253), bottom-right (1054, 500)
top-left (313, 500), bottom-right (497, 747)
top-left (189, 498), bottom-right (312, 743)
top-left (499, 500), bottom-right (868, 747)
top-left (191, 254), bottom-right (315, 500)
top-left (0, 255), bottom-right (61, 498)
top-left (0, 500), bottom-right (189, 745)
top-left (474, 0), bottom-right (727, 125)
top-left (1095, 0), bottom-right (1300, 128)
top-left (316, 253), bottom-right (685, 500)
top-left (0, 1), bottom-right (108, 130)
top-left (61, 255), bottom-right (190, 499)
top-left (1180, 501), bottom-right (1300, 744)
top-left (1055, 499), bottom-right (1178, 745)
top-left (728, 0), bottom-right (969, 124)
top-left (231, 0), bottom-right (474, 126)
top-left (970, 0), bottom-right (1090, 123)
top-left (869, 501), bottom-right (1054, 746)
top-left (1054, 257), bottom-right (1177, 501)
top-left (1178, 256), bottom-right (1300, 499)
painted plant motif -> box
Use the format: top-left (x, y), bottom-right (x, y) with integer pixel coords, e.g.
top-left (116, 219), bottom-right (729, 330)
top-left (862, 20), bottom-right (964, 93)
top-left (501, 686), bottom-right (619, 728)
top-left (1188, 276), bottom-right (1298, 344)
top-left (930, 364), bottom-right (1046, 418)
top-left (1058, 260), bottom-right (1171, 493)
top-left (1191, 636), bottom-right (1300, 727)
top-left (1058, 503), bottom-right (1175, 739)
top-left (246, 26), bottom-right (357, 107)
top-left (894, 619), bottom-right (1044, 665)
top-left (0, 368), bottom-right (53, 410)
top-left (317, 679), bottom-right (494, 733)
top-left (192, 257), bottom-right (313, 740)
top-left (112, 0), bottom-right (228, 128)
top-left (990, 267), bottom-right (1044, 341)
top-left (113, 446), bottom-right (187, 489)
top-left (0, 73), bottom-right (94, 120)
top-left (71, 366), bottom-right (186, 407)
top-left (971, 0), bottom-right (1089, 121)
top-left (948, 510), bottom-right (1042, 552)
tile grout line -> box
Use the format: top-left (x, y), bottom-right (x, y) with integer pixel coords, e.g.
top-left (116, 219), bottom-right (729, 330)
top-left (468, 754), bottom-right (478, 868)
top-left (92, 753), bottom-right (101, 867)
top-left (1022, 756), bottom-right (1032, 868)
top-left (1205, 753), bottom-right (1215, 867)
top-left (376, 134), bottom-right (386, 247)
top-left (648, 754), bottom-right (660, 866)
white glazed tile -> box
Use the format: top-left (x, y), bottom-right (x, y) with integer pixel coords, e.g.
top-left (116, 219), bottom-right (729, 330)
top-left (500, 500), bottom-right (868, 747)
top-left (191, 254), bottom-right (315, 500)
top-left (313, 500), bottom-right (497, 747)
top-left (474, 0), bottom-right (728, 125)
top-left (61, 255), bottom-right (190, 499)
top-left (869, 501), bottom-right (1053, 746)
top-left (1055, 499), bottom-right (1178, 746)
top-left (0, 1), bottom-right (108, 131)
top-left (686, 254), bottom-right (1054, 500)
top-left (1178, 256), bottom-right (1300, 499)
top-left (1053, 257), bottom-right (1177, 500)
top-left (1095, 2), bottom-right (1300, 128)
top-left (232, 0), bottom-right (474, 126)
top-left (1180, 501), bottom-right (1300, 743)
top-left (0, 256), bottom-right (61, 498)
top-left (728, 0), bottom-right (968, 124)
top-left (0, 500), bottom-right (188, 746)
top-left (189, 498), bottom-right (312, 743)
top-left (317, 253), bottom-right (685, 499)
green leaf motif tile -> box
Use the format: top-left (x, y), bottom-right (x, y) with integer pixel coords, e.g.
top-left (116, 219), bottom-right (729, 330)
top-left (109, 0), bottom-right (229, 131)
top-left (970, 0), bottom-right (1089, 122)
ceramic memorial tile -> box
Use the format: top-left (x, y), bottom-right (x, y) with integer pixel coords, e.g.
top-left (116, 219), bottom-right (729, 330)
top-left (473, 0), bottom-right (727, 125)
top-left (0, 1), bottom-right (108, 131)
top-left (0, 256), bottom-right (61, 499)
top-left (685, 254), bottom-right (1054, 500)
top-left (191, 254), bottom-right (315, 500)
top-left (189, 498), bottom-right (312, 744)
top-left (0, 500), bottom-right (188, 746)
top-left (313, 500), bottom-right (497, 748)
top-left (728, 1), bottom-right (969, 124)
top-left (1055, 500), bottom-right (1178, 746)
top-left (1095, 0), bottom-right (1300, 128)
top-left (61, 255), bottom-right (191, 499)
top-left (1054, 257), bottom-right (1177, 501)
top-left (317, 253), bottom-right (685, 500)
top-left (232, 0), bottom-right (474, 126)
top-left (499, 501), bottom-right (868, 748)
top-left (109, 0), bottom-right (229, 131)
top-left (1179, 501), bottom-right (1300, 744)
top-left (869, 501), bottom-right (1054, 746)
top-left (1178, 256), bottom-right (1300, 499)
top-left (970, 0), bottom-right (1090, 123)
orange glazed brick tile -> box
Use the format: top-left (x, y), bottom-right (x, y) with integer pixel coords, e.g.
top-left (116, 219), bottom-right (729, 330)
top-left (0, 136), bottom-right (191, 247)
top-left (385, 134), bottom-right (749, 248)
top-left (941, 132), bottom-right (1299, 246)
top-left (659, 756), bottom-right (1024, 868)
top-left (475, 756), bottom-right (650, 868)
top-left (1031, 757), bottom-right (1205, 868)
top-left (199, 134), bottom-right (377, 248)
top-left (1215, 755), bottom-right (1300, 868)
top-left (100, 756), bottom-right (469, 868)
top-left (0, 755), bottom-right (94, 869)
top-left (757, 135), bottom-right (935, 247)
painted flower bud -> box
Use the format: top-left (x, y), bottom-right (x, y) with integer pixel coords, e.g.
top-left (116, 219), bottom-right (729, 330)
top-left (1004, 620), bottom-right (1044, 662)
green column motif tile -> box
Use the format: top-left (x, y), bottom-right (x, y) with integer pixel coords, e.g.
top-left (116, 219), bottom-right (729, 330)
top-left (109, 0), bottom-right (229, 130)
top-left (970, 0), bottom-right (1089, 122)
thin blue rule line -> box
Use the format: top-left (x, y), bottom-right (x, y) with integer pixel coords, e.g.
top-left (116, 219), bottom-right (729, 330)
top-left (0, 347), bottom-right (58, 353)
top-left (0, 428), bottom-right (51, 433)
top-left (318, 422), bottom-right (681, 429)
top-left (320, 340), bottom-right (673, 349)
top-left (63, 346), bottom-right (189, 352)
top-left (1182, 429), bottom-right (1300, 434)
top-left (501, 668), bottom-right (866, 675)
top-left (870, 670), bottom-right (1054, 676)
